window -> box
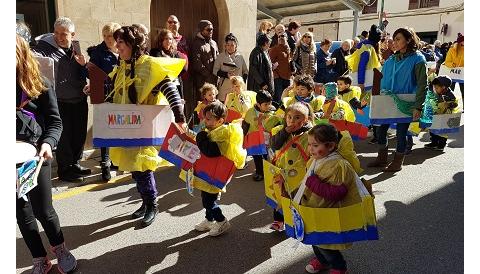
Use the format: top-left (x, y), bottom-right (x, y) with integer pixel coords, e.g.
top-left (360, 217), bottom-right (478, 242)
top-left (409, 0), bottom-right (440, 10)
top-left (362, 0), bottom-right (378, 14)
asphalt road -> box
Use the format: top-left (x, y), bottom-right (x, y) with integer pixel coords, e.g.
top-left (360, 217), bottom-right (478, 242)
top-left (16, 123), bottom-right (464, 274)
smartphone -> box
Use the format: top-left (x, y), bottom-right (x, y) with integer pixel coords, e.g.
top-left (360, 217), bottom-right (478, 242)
top-left (72, 40), bottom-right (81, 55)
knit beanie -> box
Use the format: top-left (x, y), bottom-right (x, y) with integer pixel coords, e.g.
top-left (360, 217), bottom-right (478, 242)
top-left (198, 20), bottom-right (212, 31)
top-left (324, 82), bottom-right (338, 100)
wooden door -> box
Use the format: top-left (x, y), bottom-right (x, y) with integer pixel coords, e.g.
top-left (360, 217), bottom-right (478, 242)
top-left (150, 0), bottom-right (220, 122)
top-left (150, 0), bottom-right (219, 46)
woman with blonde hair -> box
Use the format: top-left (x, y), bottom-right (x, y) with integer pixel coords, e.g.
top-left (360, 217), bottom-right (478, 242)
top-left (16, 31), bottom-right (77, 274)
top-left (86, 21), bottom-right (121, 181)
top-left (257, 20), bottom-right (274, 39)
top-left (292, 31), bottom-right (317, 78)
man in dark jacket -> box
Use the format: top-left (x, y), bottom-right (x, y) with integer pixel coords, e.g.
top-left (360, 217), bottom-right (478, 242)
top-left (33, 17), bottom-right (90, 182)
top-left (286, 21), bottom-right (301, 53)
top-left (190, 20), bottom-right (219, 97)
top-left (248, 34), bottom-right (274, 95)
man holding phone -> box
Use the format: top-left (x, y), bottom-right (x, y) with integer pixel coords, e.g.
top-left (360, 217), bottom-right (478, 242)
top-left (34, 17), bottom-right (90, 182)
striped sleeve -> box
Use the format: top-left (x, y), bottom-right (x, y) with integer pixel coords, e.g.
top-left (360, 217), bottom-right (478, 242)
top-left (154, 78), bottom-right (185, 122)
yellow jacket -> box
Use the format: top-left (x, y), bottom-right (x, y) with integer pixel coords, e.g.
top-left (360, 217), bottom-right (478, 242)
top-left (271, 125), bottom-right (311, 191)
top-left (109, 55), bottom-right (185, 172)
top-left (338, 131), bottom-right (363, 174)
top-left (188, 123), bottom-right (247, 194)
top-left (225, 90), bottom-right (256, 116)
top-left (444, 44), bottom-right (464, 68)
top-left (339, 86), bottom-right (361, 104)
top-left (284, 95), bottom-right (326, 113)
top-left (322, 99), bottom-right (356, 122)
top-left (302, 154), bottom-right (361, 250)
top-left (346, 44), bottom-right (381, 72)
top-left (244, 107), bottom-right (275, 134)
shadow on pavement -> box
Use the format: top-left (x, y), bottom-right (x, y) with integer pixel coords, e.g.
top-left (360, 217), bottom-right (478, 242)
top-left (277, 171), bottom-right (464, 274)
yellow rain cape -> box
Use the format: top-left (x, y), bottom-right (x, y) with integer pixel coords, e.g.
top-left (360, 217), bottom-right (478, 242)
top-left (108, 55), bottom-right (185, 172)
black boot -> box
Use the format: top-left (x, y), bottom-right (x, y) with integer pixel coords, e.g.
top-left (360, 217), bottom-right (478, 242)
top-left (131, 202), bottom-right (146, 219)
top-left (141, 201), bottom-right (158, 227)
top-left (101, 164), bottom-right (111, 182)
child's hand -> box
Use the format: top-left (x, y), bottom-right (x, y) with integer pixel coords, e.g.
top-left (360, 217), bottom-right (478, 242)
top-left (357, 108), bottom-right (365, 115)
top-left (285, 124), bottom-right (298, 133)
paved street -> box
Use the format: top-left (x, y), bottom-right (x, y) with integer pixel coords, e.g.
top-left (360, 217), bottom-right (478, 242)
top-left (16, 125), bottom-right (464, 274)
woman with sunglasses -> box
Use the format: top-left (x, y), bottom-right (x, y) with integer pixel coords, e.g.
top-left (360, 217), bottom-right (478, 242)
top-left (292, 31), bottom-right (317, 78)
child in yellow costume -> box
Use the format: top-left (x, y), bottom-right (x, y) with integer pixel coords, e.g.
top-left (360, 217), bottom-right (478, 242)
top-left (424, 76), bottom-right (460, 152)
top-left (268, 102), bottom-right (314, 231)
top-left (107, 26), bottom-right (186, 227)
top-left (336, 75), bottom-right (367, 114)
top-left (224, 76), bottom-right (256, 118)
top-left (194, 83), bottom-right (219, 125)
top-left (282, 74), bottom-right (325, 119)
top-left (281, 124), bottom-right (362, 274)
top-left (321, 82), bottom-right (356, 123)
top-left (193, 101), bottom-right (246, 237)
top-left (242, 90), bottom-right (276, 181)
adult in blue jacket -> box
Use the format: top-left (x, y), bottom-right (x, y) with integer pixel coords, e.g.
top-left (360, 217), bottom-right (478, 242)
top-left (368, 27), bottom-right (428, 172)
top-left (86, 22), bottom-right (121, 181)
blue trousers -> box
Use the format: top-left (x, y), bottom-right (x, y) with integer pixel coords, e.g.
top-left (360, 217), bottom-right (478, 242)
top-left (131, 171), bottom-right (157, 202)
top-left (376, 123), bottom-right (410, 153)
top-left (313, 246), bottom-right (347, 270)
top-left (273, 77), bottom-right (290, 104)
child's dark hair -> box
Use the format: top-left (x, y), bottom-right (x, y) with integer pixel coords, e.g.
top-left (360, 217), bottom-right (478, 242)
top-left (296, 74), bottom-right (315, 92)
top-left (203, 101), bottom-right (227, 119)
top-left (308, 124), bottom-right (340, 146)
top-left (337, 75), bottom-right (352, 86)
top-left (256, 89), bottom-right (273, 105)
top-left (200, 83), bottom-right (218, 97)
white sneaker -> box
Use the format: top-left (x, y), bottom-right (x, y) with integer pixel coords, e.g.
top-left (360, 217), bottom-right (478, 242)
top-left (208, 219), bottom-right (231, 236)
top-left (195, 219), bottom-right (215, 232)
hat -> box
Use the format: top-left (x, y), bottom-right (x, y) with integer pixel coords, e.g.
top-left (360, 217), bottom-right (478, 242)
top-left (324, 82), bottom-right (338, 100)
top-left (432, 75), bottom-right (452, 88)
top-left (456, 33), bottom-right (464, 44)
top-left (198, 20), bottom-right (212, 31)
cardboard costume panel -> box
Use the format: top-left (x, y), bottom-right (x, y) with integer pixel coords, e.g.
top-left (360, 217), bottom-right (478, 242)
top-left (93, 103), bottom-right (174, 147)
top-left (369, 94), bottom-right (416, 124)
top-left (439, 65), bottom-right (464, 83)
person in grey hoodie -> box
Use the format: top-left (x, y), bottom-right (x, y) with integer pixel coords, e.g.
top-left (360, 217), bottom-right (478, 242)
top-left (33, 17), bottom-right (90, 182)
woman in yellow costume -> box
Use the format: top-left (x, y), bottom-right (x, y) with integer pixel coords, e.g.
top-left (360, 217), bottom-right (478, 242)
top-left (107, 26), bottom-right (187, 227)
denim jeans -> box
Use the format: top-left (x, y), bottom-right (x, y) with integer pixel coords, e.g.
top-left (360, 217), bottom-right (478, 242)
top-left (273, 77), bottom-right (291, 104)
top-left (376, 123), bottom-right (410, 153)
top-left (313, 246), bottom-right (347, 270)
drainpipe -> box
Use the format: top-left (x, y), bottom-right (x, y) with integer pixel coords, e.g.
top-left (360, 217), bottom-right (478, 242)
top-left (341, 0), bottom-right (364, 39)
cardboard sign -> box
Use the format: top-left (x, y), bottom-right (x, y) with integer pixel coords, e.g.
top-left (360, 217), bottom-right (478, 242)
top-left (429, 113), bottom-right (463, 135)
top-left (349, 69), bottom-right (374, 91)
top-left (439, 65), bottom-right (464, 83)
top-left (35, 56), bottom-right (55, 90)
top-left (93, 103), bottom-right (174, 147)
top-left (369, 94), bottom-right (416, 124)
top-left (225, 109), bottom-right (243, 123)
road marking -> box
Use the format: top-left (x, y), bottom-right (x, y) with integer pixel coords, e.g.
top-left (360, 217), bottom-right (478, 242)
top-left (52, 174), bottom-right (132, 201)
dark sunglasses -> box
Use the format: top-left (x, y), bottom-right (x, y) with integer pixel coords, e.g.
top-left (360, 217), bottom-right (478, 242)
top-left (204, 28), bottom-right (213, 32)
top-left (167, 20), bottom-right (178, 24)
top-left (279, 34), bottom-right (286, 37)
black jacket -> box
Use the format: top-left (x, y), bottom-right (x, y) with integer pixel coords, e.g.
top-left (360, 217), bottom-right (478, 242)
top-left (331, 47), bottom-right (349, 77)
top-left (33, 34), bottom-right (87, 103)
top-left (196, 131), bottom-right (221, 157)
top-left (16, 79), bottom-right (62, 149)
top-left (248, 46), bottom-right (274, 94)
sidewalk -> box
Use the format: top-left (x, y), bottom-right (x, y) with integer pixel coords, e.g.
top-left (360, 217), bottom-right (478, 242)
top-left (51, 149), bottom-right (130, 194)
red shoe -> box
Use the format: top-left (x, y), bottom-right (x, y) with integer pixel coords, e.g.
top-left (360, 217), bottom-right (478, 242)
top-left (329, 269), bottom-right (348, 274)
top-left (269, 221), bottom-right (284, 231)
top-left (305, 257), bottom-right (328, 273)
